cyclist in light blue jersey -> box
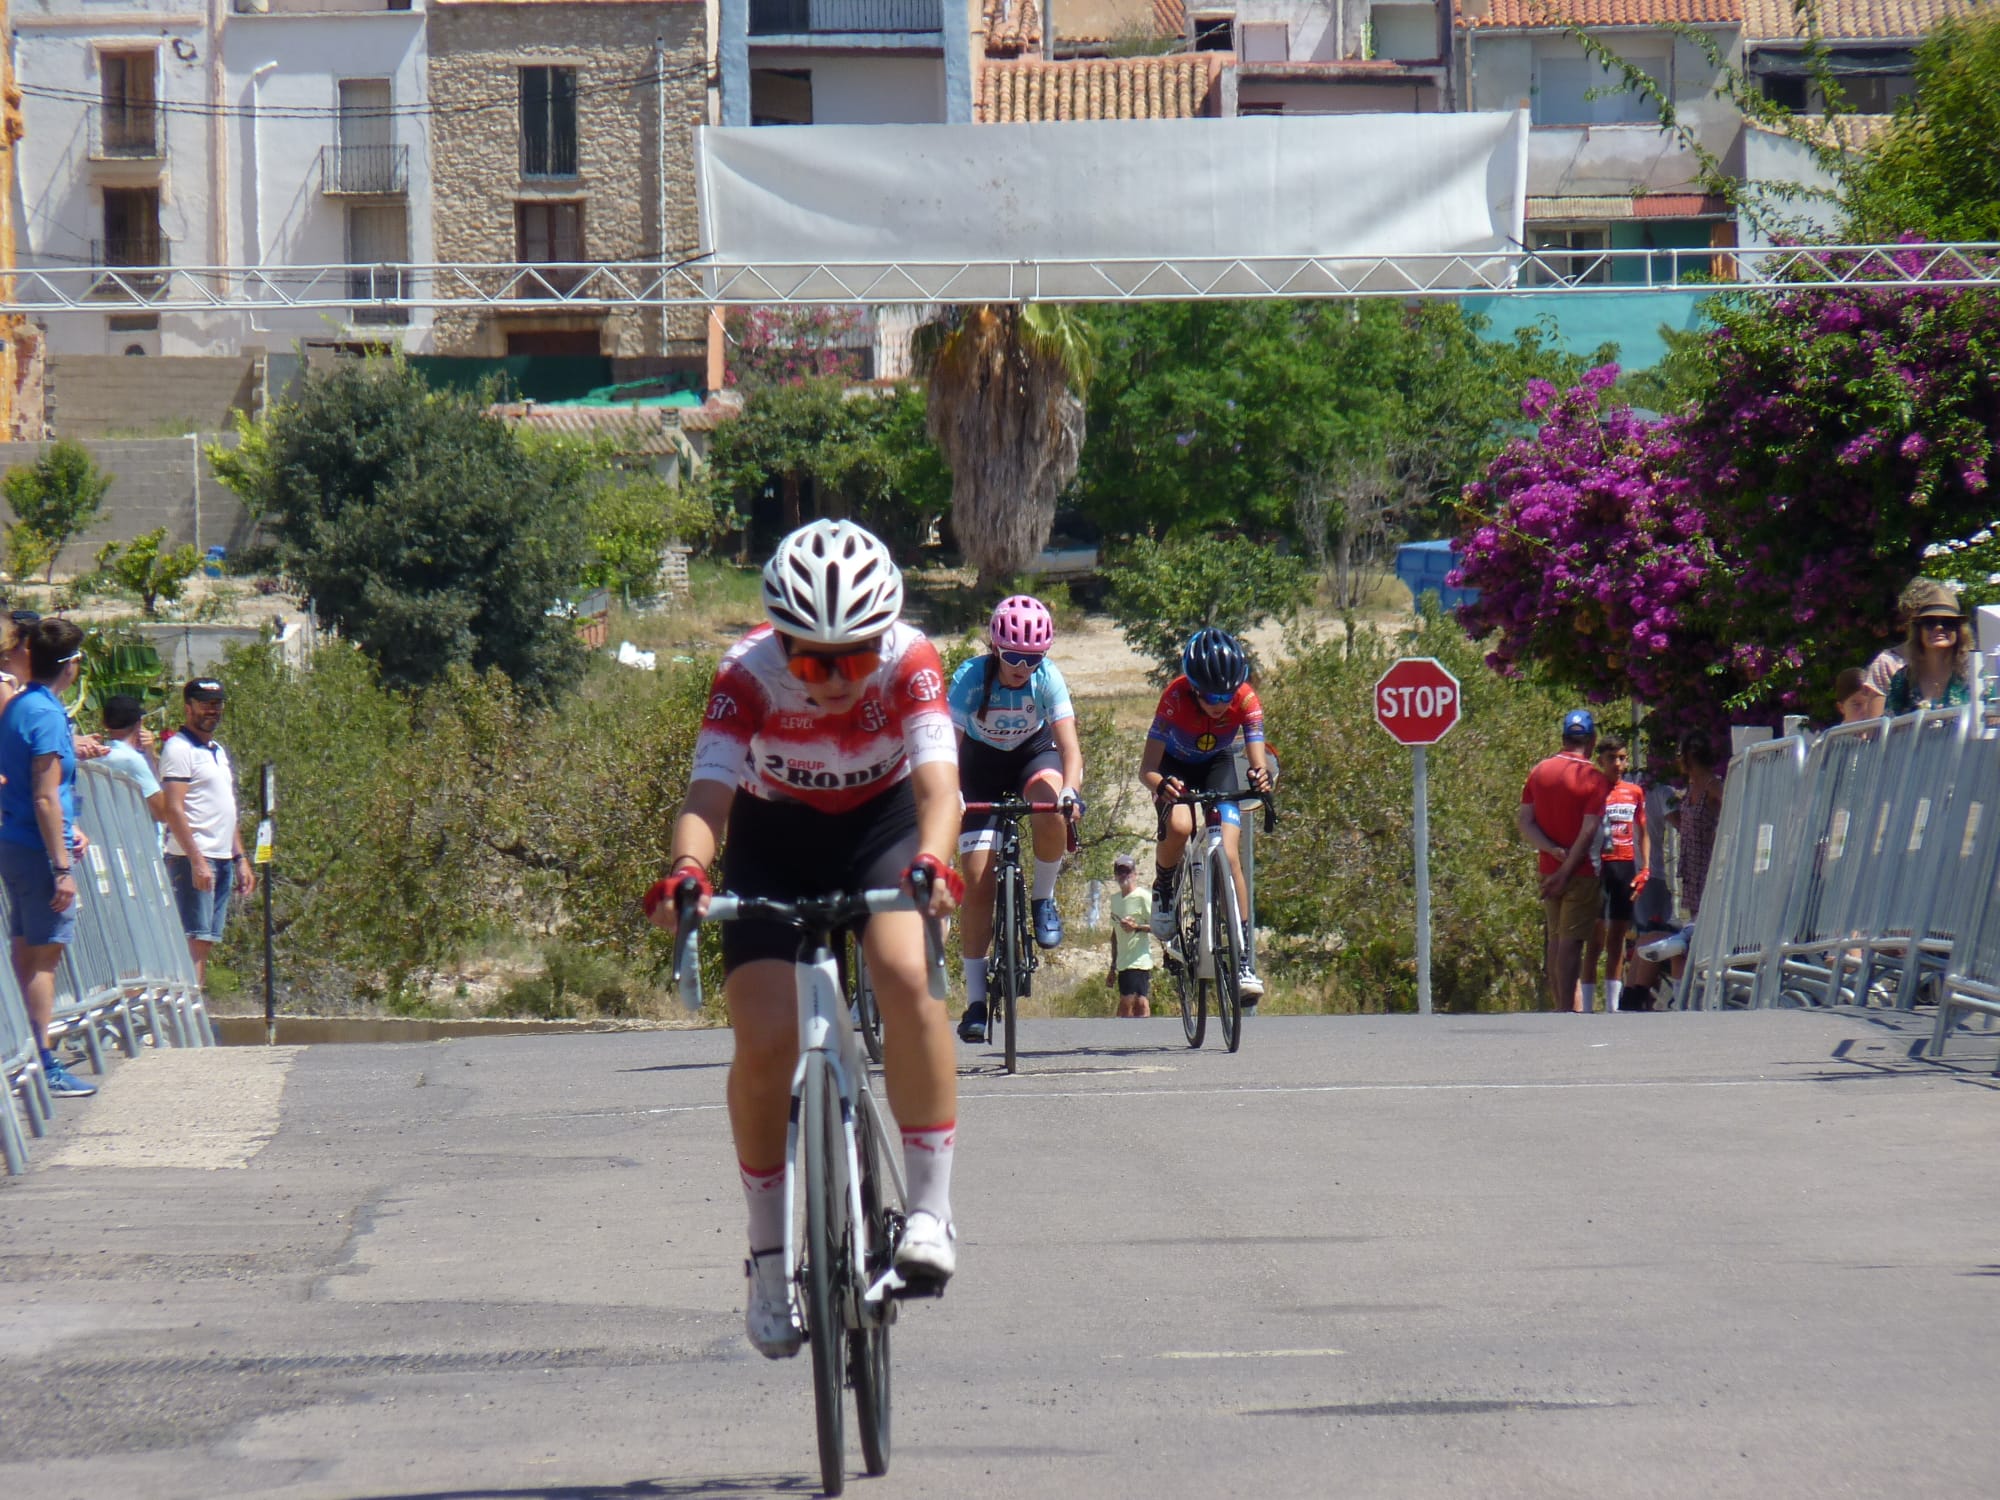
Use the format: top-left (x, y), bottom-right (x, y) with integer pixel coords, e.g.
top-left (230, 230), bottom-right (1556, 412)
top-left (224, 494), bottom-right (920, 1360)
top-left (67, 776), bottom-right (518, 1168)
top-left (948, 595), bottom-right (1084, 1043)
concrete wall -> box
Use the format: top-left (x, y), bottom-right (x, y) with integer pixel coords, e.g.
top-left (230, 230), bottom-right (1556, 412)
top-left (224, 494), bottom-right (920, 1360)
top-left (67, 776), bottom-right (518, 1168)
top-left (46, 355), bottom-right (262, 439)
top-left (0, 432), bottom-right (256, 575)
top-left (1372, 2), bottom-right (1438, 62)
top-left (1469, 28), bottom-right (1741, 196)
top-left (719, 0), bottom-right (973, 125)
top-left (219, 6), bottom-right (435, 350)
top-left (746, 50), bottom-right (948, 121)
top-left (427, 0), bottom-right (708, 357)
top-left (1229, 0), bottom-right (1341, 62)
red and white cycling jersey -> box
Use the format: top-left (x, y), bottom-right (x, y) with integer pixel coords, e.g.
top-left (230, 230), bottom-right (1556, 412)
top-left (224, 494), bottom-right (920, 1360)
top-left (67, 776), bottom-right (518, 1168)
top-left (690, 623), bottom-right (957, 813)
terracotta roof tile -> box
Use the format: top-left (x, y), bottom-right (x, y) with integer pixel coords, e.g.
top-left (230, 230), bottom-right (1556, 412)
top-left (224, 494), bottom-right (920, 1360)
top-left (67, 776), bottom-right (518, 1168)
top-left (1457, 0), bottom-right (1742, 28)
top-left (1752, 110), bottom-right (1903, 148)
top-left (977, 53), bottom-right (1223, 119)
top-left (983, 0), bottom-right (1188, 56)
top-left (489, 404), bottom-right (694, 455)
top-left (1526, 192), bottom-right (1733, 217)
top-left (1742, 0), bottom-right (1988, 40)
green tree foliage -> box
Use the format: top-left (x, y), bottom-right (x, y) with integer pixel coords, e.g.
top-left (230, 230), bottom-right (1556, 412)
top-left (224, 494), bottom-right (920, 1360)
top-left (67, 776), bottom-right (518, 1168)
top-left (701, 379), bottom-right (950, 551)
top-left (75, 629), bottom-right (169, 725)
top-left (1104, 535), bottom-right (1313, 679)
top-left (95, 528), bottom-right (201, 617)
top-left (1844, 13), bottom-right (2000, 243)
top-left (580, 474), bottom-right (712, 600)
top-left (1078, 301), bottom-right (1600, 543)
top-left (208, 358), bottom-right (590, 700)
top-left (1257, 611), bottom-right (1576, 1013)
top-left (3, 439), bottom-right (113, 582)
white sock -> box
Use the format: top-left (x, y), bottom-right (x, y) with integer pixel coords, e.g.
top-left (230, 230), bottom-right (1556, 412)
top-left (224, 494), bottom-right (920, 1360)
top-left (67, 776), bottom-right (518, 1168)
top-left (964, 957), bottom-right (987, 1010)
top-left (741, 1162), bottom-right (786, 1253)
top-left (1606, 979), bottom-right (1623, 1012)
top-left (1033, 857), bottom-right (1062, 901)
top-left (1581, 982), bottom-right (1596, 1012)
top-left (901, 1122), bottom-right (956, 1223)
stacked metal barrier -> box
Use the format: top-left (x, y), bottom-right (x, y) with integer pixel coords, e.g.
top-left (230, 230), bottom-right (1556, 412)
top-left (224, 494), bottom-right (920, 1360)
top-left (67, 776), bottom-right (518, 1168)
top-left (1, 761), bottom-right (214, 1176)
top-left (1674, 706), bottom-right (2000, 1067)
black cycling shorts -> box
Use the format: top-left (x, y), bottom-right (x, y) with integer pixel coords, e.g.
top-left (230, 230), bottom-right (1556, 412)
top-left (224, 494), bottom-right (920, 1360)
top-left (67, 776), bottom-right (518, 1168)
top-left (1600, 859), bottom-right (1637, 924)
top-left (959, 735), bottom-right (1063, 852)
top-left (1117, 968), bottom-right (1152, 998)
top-left (1155, 751), bottom-right (1244, 833)
top-left (719, 780), bottom-right (919, 975)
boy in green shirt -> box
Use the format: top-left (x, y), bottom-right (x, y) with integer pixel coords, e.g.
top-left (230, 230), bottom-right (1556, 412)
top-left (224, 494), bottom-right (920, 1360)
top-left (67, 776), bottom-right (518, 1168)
top-left (1108, 852), bottom-right (1155, 1018)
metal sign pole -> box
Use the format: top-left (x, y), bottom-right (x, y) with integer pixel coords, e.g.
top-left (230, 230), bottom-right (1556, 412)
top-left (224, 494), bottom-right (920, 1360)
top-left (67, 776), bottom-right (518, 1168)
top-left (1414, 744), bottom-right (1433, 1016)
top-left (258, 763), bottom-right (276, 1045)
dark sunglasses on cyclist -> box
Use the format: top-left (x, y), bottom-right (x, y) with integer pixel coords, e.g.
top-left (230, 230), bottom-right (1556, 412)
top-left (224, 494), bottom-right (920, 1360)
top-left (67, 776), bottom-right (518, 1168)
top-left (783, 638), bottom-right (882, 686)
top-left (1198, 688), bottom-right (1236, 706)
top-left (997, 649), bottom-right (1044, 669)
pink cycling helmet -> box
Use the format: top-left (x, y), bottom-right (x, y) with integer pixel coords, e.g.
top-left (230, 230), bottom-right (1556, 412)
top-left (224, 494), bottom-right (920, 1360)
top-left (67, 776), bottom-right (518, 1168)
top-left (989, 595), bottom-right (1054, 653)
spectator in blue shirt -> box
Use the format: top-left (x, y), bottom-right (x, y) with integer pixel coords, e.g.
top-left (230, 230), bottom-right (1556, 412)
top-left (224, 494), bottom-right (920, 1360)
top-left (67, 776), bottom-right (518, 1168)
top-left (0, 618), bottom-right (94, 1099)
top-left (96, 694), bottom-right (164, 821)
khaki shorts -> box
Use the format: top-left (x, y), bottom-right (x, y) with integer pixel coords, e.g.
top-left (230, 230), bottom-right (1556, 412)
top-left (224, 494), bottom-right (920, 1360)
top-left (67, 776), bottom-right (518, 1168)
top-left (1543, 872), bottom-right (1602, 944)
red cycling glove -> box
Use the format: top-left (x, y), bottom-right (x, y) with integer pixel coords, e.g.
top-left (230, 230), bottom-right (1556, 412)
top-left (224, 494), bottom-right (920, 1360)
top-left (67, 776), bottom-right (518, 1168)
top-left (905, 852), bottom-right (965, 906)
top-left (644, 863), bottom-right (713, 920)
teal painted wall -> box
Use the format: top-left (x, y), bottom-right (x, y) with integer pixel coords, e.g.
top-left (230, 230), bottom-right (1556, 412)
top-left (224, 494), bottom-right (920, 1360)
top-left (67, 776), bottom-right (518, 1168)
top-left (1466, 288), bottom-right (1714, 371)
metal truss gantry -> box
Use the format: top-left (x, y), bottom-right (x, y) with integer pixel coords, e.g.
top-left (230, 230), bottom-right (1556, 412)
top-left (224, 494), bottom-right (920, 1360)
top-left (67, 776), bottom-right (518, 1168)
top-left (8, 243), bottom-right (2000, 314)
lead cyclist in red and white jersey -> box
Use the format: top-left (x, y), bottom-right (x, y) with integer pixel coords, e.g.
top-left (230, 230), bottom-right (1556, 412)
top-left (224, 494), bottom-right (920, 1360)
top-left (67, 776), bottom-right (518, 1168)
top-left (644, 520), bottom-right (964, 1360)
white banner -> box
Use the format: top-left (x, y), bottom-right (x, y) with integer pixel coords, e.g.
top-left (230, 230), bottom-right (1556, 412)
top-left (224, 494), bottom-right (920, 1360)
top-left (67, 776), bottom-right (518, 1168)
top-left (695, 113), bottom-right (1529, 301)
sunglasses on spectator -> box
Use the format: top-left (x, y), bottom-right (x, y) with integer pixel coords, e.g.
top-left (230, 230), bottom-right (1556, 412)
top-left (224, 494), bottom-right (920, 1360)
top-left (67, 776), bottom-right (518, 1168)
top-left (783, 638), bottom-right (882, 685)
top-left (997, 649), bottom-right (1044, 669)
top-left (1922, 619), bottom-right (1963, 633)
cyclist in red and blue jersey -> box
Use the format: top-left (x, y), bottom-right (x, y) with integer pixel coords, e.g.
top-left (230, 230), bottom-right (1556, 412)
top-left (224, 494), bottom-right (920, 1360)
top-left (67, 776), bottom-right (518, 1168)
top-left (946, 595), bottom-right (1084, 1043)
top-left (1140, 627), bottom-right (1272, 999)
top-left (644, 521), bottom-right (964, 1360)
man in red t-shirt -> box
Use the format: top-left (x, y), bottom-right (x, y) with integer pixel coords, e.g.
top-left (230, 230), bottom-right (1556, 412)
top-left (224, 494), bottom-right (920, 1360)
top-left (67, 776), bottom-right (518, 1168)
top-left (1517, 710), bottom-right (1612, 1012)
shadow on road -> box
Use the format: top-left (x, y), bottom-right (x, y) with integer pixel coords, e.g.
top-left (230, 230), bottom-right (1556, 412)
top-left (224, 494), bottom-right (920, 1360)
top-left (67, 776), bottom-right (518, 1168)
top-left (350, 1476), bottom-right (818, 1500)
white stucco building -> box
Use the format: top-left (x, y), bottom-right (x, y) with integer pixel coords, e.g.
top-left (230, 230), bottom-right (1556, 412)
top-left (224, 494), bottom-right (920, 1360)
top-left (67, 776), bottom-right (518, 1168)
top-left (13, 0), bottom-right (432, 358)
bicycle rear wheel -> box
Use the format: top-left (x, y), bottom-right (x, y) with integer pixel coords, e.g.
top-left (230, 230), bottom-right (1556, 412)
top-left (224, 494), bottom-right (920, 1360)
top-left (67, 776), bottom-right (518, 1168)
top-left (848, 939), bottom-right (883, 1066)
top-left (851, 1097), bottom-right (895, 1477)
top-left (1212, 853), bottom-right (1244, 1054)
top-left (995, 874), bottom-right (1021, 1074)
top-left (1172, 856), bottom-right (1205, 1048)
top-left (802, 1054), bottom-right (848, 1496)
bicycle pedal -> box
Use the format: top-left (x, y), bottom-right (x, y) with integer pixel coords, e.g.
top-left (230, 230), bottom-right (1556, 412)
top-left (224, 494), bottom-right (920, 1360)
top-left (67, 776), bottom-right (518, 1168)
top-left (889, 1270), bottom-right (947, 1301)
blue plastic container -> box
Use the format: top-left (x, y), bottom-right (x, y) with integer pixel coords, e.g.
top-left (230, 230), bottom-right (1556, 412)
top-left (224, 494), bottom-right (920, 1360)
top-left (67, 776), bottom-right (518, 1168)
top-left (1394, 540), bottom-right (1479, 611)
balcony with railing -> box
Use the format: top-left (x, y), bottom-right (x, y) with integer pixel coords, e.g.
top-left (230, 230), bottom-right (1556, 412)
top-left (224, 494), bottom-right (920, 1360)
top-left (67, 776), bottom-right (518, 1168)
top-left (88, 104), bottom-right (165, 164)
top-left (318, 143), bottom-right (411, 195)
top-left (748, 0), bottom-right (943, 35)
top-left (88, 238), bottom-right (171, 296)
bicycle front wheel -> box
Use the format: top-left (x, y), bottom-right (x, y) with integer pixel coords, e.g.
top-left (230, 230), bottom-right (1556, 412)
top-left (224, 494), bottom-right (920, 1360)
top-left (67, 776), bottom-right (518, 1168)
top-left (851, 1097), bottom-right (894, 1477)
top-left (1172, 855), bottom-right (1205, 1048)
top-left (802, 1054), bottom-right (848, 1496)
top-left (995, 874), bottom-right (1021, 1074)
top-left (1212, 852), bottom-right (1244, 1054)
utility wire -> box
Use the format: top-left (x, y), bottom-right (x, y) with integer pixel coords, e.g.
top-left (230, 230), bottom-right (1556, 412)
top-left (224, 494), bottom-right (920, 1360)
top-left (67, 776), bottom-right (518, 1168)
top-left (18, 62), bottom-right (711, 123)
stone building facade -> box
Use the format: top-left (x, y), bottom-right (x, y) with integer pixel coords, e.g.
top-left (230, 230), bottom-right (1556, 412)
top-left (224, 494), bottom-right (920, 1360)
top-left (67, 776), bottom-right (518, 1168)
top-left (428, 0), bottom-right (708, 363)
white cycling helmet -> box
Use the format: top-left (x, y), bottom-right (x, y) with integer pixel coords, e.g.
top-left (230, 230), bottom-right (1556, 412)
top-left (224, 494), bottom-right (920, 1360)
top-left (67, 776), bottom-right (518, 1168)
top-left (761, 520), bottom-right (905, 646)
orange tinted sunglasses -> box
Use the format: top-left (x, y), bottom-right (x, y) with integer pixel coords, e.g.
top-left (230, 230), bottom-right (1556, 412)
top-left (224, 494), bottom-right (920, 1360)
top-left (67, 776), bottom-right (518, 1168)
top-left (784, 641), bottom-right (882, 685)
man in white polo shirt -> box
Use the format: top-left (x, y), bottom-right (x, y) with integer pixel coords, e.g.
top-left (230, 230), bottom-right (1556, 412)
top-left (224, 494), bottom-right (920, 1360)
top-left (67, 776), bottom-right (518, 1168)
top-left (159, 678), bottom-right (254, 986)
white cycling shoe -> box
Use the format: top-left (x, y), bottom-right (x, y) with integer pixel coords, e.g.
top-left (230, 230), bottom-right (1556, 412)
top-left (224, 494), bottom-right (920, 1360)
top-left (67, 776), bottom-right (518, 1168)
top-left (1237, 961), bottom-right (1265, 1000)
top-left (745, 1250), bottom-right (803, 1360)
top-left (894, 1211), bottom-right (957, 1290)
top-left (1639, 927), bottom-right (1692, 963)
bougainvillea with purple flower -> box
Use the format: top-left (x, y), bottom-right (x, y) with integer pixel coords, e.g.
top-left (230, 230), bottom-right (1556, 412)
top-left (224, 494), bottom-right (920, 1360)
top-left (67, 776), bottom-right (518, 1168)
top-left (1453, 261), bottom-right (2000, 733)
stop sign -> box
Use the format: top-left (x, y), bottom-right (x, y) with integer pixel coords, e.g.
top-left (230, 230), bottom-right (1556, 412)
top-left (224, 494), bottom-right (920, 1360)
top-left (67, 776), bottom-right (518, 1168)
top-left (1374, 657), bottom-right (1462, 746)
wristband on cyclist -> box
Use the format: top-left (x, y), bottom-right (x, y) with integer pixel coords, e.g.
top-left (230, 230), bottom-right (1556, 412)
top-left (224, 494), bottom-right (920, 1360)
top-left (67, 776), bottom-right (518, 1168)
top-left (905, 852), bottom-right (965, 906)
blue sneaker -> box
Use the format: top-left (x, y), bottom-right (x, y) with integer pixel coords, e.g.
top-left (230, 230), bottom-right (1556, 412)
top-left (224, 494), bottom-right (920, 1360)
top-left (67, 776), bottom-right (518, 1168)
top-left (45, 1059), bottom-right (97, 1098)
top-left (957, 1002), bottom-right (988, 1044)
top-left (1031, 898), bottom-right (1064, 950)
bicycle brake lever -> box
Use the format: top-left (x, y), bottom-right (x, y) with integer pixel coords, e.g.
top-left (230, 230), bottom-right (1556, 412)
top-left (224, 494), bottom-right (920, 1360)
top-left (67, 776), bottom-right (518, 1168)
top-left (671, 885), bottom-right (705, 1014)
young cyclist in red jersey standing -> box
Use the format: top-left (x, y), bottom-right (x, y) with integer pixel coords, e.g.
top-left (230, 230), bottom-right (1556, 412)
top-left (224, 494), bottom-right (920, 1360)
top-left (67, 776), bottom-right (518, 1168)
top-left (1139, 627), bottom-right (1273, 1001)
top-left (644, 521), bottom-right (964, 1360)
top-left (1582, 736), bottom-right (1648, 1013)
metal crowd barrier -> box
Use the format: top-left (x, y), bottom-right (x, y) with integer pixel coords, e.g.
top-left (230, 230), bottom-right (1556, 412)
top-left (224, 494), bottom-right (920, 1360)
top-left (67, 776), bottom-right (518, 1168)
top-left (2, 761), bottom-right (213, 1176)
top-left (1672, 705), bottom-right (2000, 1069)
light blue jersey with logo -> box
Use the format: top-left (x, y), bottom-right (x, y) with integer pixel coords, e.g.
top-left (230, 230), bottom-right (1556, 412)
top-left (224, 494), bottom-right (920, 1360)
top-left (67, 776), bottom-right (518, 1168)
top-left (947, 654), bottom-right (1075, 752)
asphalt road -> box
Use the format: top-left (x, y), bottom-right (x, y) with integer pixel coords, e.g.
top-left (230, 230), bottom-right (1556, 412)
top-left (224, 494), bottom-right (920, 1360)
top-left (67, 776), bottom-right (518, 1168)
top-left (4, 1009), bottom-right (1999, 1500)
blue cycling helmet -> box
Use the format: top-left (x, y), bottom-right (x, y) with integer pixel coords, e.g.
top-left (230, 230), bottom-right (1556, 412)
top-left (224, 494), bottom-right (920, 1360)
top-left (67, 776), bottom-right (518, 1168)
top-left (1182, 627), bottom-right (1250, 698)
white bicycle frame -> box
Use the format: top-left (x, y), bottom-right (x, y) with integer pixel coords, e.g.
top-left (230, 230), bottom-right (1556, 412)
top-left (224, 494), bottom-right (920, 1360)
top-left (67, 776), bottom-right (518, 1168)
top-left (1182, 817), bottom-right (1245, 983)
top-left (688, 893), bottom-right (914, 1317)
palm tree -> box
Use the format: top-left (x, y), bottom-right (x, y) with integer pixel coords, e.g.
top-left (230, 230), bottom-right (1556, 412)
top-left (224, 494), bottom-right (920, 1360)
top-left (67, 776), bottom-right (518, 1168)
top-left (914, 303), bottom-right (1095, 595)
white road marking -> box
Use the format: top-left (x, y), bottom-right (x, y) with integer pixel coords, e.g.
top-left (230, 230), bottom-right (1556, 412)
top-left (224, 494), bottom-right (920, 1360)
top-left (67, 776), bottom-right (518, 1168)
top-left (42, 1046), bottom-right (300, 1170)
top-left (1157, 1348), bottom-right (1347, 1360)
